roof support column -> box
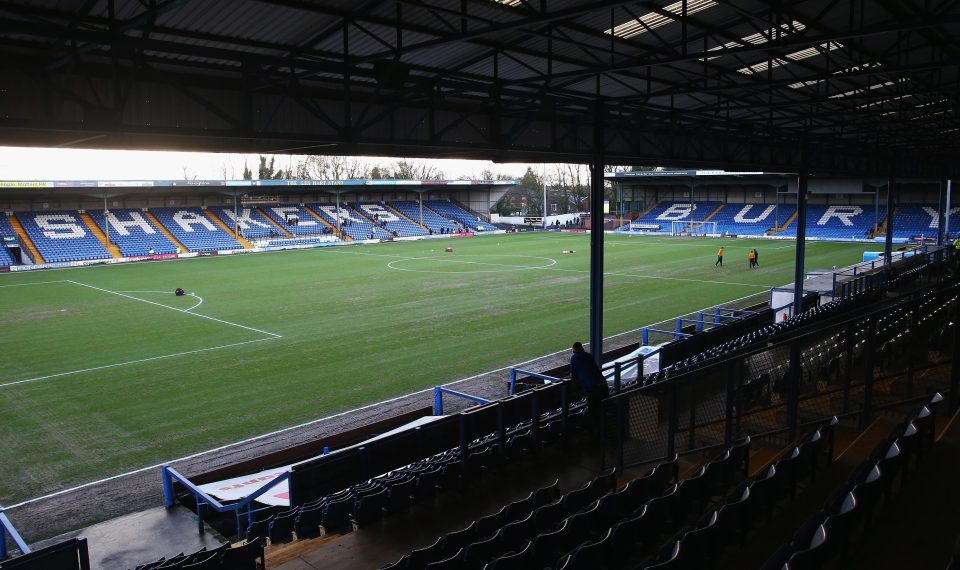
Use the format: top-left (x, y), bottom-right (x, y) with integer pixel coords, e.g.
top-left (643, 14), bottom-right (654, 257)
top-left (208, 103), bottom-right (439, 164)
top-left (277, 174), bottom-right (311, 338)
top-left (946, 179), bottom-right (953, 242)
top-left (885, 163), bottom-right (895, 264)
top-left (937, 172), bottom-right (947, 246)
top-left (589, 102), bottom-right (605, 366)
top-left (793, 137), bottom-right (809, 317)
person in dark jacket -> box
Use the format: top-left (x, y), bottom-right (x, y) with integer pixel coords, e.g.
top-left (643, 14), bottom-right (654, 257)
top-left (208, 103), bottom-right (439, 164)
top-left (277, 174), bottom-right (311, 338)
top-left (570, 341), bottom-right (610, 429)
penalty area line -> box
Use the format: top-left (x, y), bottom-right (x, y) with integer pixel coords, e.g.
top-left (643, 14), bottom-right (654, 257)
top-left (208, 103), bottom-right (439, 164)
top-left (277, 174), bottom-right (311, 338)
top-left (0, 337), bottom-right (279, 389)
top-left (66, 280), bottom-right (279, 338)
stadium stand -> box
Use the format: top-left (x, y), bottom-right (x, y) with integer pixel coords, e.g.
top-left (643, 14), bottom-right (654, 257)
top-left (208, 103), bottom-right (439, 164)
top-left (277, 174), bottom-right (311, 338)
top-left (890, 204), bottom-right (960, 240)
top-left (389, 200), bottom-right (459, 233)
top-left (10, 241), bottom-right (952, 570)
top-left (0, 538), bottom-right (90, 570)
top-left (380, 438), bottom-right (753, 570)
top-left (0, 216), bottom-right (19, 265)
top-left (423, 200), bottom-right (496, 232)
top-left (258, 205), bottom-right (332, 237)
top-left (123, 540), bottom-right (260, 570)
top-left (627, 201), bottom-right (723, 231)
top-left (14, 211), bottom-right (111, 263)
top-left (86, 209), bottom-right (176, 257)
top-left (307, 203), bottom-right (392, 240)
top-left (354, 202), bottom-right (429, 237)
top-left (207, 206), bottom-right (278, 240)
top-left (779, 204), bottom-right (887, 239)
top-left (710, 203), bottom-right (797, 236)
top-left (760, 394), bottom-right (944, 570)
top-left (150, 208), bottom-right (242, 252)
top-left (0, 215), bottom-right (17, 240)
top-left (0, 244), bottom-right (14, 266)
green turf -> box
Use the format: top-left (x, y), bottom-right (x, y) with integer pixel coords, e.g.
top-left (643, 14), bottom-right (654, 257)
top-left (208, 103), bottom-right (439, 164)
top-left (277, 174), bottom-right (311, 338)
top-left (0, 233), bottom-right (873, 503)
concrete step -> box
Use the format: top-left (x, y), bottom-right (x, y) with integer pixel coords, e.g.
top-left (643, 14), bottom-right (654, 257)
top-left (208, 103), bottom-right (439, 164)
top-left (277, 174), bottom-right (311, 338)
top-left (32, 506), bottom-right (226, 570)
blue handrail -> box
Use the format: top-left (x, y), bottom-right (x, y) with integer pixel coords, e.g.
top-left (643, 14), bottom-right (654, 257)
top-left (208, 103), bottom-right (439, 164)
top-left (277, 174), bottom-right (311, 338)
top-left (642, 327), bottom-right (692, 344)
top-left (162, 464), bottom-right (291, 537)
top-left (0, 509), bottom-right (30, 559)
top-left (508, 368), bottom-right (561, 395)
top-left (433, 386), bottom-right (491, 415)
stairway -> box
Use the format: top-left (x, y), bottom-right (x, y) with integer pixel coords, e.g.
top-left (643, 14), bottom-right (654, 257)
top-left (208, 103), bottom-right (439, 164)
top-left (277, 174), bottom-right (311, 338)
top-left (303, 206), bottom-right (347, 240)
top-left (8, 214), bottom-right (44, 263)
top-left (254, 209), bottom-right (293, 239)
top-left (144, 212), bottom-right (188, 252)
top-left (203, 210), bottom-right (254, 248)
top-left (776, 210), bottom-right (800, 233)
top-left (80, 213), bottom-right (122, 258)
top-left (636, 201), bottom-right (659, 219)
top-left (702, 203), bottom-right (725, 222)
top-left (389, 204), bottom-right (430, 231)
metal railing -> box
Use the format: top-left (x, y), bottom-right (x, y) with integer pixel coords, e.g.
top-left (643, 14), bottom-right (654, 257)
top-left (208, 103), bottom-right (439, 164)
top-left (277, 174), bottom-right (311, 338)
top-left (0, 509), bottom-right (30, 560)
top-left (433, 386), bottom-right (491, 414)
top-left (602, 265), bottom-right (960, 474)
top-left (161, 465), bottom-right (291, 538)
top-left (507, 368), bottom-right (560, 396)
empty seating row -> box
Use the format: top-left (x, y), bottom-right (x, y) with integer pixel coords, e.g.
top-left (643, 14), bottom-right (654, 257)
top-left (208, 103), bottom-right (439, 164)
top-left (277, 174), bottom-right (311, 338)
top-left (710, 203), bottom-right (796, 236)
top-left (761, 393), bottom-right (944, 570)
top-left (245, 451), bottom-right (463, 545)
top-left (149, 208), bottom-right (242, 252)
top-left (207, 206), bottom-right (277, 239)
top-left (623, 422), bottom-right (831, 570)
top-left (386, 436), bottom-right (752, 570)
top-left (355, 202), bottom-right (429, 237)
top-left (0, 243), bottom-right (14, 266)
top-left (0, 215), bottom-right (16, 239)
top-left (380, 469), bottom-right (618, 570)
top-left (889, 204), bottom-right (960, 240)
top-left (87, 209), bottom-right (177, 256)
top-left (779, 204), bottom-right (887, 240)
top-left (129, 539), bottom-right (262, 570)
top-left (259, 205), bottom-right (330, 237)
top-left (423, 201), bottom-right (495, 232)
top-left (14, 211), bottom-right (112, 263)
top-left (0, 214), bottom-right (19, 264)
top-left (308, 203), bottom-right (392, 240)
top-left (389, 201), bottom-right (460, 233)
top-left (626, 288), bottom-right (885, 391)
top-left (630, 201), bottom-right (723, 231)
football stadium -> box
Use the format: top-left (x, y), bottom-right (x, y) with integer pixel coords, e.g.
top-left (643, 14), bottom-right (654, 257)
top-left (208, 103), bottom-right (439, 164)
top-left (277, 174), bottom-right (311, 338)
top-left (1, 2), bottom-right (960, 570)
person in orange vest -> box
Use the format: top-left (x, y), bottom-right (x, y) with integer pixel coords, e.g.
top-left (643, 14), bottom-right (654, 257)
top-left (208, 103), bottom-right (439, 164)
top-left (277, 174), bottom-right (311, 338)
top-left (748, 248), bottom-right (756, 268)
top-left (715, 246), bottom-right (724, 267)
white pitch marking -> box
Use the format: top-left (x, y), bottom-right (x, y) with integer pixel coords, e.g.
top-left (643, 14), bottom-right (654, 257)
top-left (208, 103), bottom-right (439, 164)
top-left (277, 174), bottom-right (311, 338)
top-left (0, 337), bottom-right (277, 389)
top-left (386, 254), bottom-right (557, 274)
top-left (116, 290), bottom-right (205, 312)
top-left (353, 248), bottom-right (770, 288)
top-left (66, 280), bottom-right (280, 338)
top-left (0, 280), bottom-right (68, 288)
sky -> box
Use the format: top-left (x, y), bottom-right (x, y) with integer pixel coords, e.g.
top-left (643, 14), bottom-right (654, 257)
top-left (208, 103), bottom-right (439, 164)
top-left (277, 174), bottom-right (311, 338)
top-left (0, 146), bottom-right (543, 181)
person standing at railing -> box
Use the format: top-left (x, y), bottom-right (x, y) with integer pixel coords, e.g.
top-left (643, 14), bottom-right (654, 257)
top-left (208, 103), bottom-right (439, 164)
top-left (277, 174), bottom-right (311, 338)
top-left (570, 342), bottom-right (610, 432)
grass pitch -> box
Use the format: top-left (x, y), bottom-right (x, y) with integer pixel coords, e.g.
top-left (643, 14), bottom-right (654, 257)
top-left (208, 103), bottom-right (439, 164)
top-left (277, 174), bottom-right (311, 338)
top-left (0, 233), bottom-right (873, 504)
